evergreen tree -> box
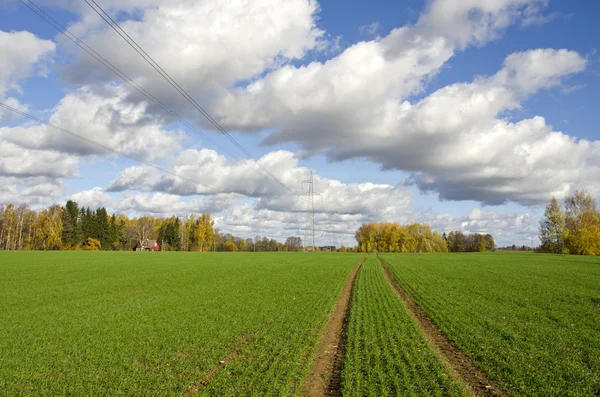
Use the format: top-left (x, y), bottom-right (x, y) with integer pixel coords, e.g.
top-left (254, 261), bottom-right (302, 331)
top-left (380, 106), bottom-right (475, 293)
top-left (158, 217), bottom-right (181, 251)
top-left (82, 208), bottom-right (93, 241)
top-left (61, 200), bottom-right (82, 247)
top-left (95, 208), bottom-right (110, 249)
top-left (61, 208), bottom-right (74, 247)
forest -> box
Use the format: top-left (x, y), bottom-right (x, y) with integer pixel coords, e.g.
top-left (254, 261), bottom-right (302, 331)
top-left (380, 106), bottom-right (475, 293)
top-left (0, 200), bottom-right (302, 252)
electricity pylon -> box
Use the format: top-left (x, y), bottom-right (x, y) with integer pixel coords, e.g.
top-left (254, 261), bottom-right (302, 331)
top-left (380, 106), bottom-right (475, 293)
top-left (298, 171), bottom-right (320, 251)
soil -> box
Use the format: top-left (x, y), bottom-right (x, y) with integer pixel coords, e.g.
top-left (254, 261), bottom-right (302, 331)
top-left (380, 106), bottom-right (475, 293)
top-left (302, 257), bottom-right (364, 397)
top-left (378, 256), bottom-right (508, 397)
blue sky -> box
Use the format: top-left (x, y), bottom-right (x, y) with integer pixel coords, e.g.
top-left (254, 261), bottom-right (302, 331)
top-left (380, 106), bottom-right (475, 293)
top-left (1, 0), bottom-right (599, 246)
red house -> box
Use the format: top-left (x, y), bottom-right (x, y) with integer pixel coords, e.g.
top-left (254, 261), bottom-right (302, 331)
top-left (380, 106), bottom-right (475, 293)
top-left (134, 239), bottom-right (160, 252)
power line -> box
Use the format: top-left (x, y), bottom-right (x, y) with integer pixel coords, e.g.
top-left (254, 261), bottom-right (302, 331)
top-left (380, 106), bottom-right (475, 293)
top-left (82, 0), bottom-right (297, 196)
top-left (198, 2), bottom-right (242, 73)
top-left (0, 102), bottom-right (221, 194)
top-left (18, 0), bottom-right (240, 163)
top-left (20, 0), bottom-right (296, 198)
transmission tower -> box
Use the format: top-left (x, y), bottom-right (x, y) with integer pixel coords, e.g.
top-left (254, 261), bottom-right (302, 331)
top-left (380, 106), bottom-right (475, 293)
top-left (298, 171), bottom-right (319, 251)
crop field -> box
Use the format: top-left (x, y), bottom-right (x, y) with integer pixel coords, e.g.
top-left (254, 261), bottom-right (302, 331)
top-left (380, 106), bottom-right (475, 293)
top-left (2, 251), bottom-right (600, 396)
top-left (342, 256), bottom-right (466, 396)
top-left (381, 252), bottom-right (600, 397)
top-left (0, 251), bottom-right (358, 396)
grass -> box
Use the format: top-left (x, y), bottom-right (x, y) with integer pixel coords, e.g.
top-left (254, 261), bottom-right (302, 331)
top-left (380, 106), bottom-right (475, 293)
top-left (0, 251), bottom-right (358, 396)
top-left (4, 251), bottom-right (598, 396)
top-left (380, 252), bottom-right (600, 397)
top-left (341, 256), bottom-right (466, 397)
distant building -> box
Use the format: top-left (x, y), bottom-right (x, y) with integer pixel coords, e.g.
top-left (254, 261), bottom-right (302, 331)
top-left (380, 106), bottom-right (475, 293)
top-left (134, 239), bottom-right (160, 252)
top-left (318, 246), bottom-right (336, 252)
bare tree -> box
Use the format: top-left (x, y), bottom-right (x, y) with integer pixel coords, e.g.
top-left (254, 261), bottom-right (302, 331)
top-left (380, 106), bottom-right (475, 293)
top-left (135, 217), bottom-right (155, 248)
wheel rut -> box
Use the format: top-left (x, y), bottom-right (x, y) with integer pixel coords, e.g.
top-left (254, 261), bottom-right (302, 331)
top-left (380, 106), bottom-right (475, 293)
top-left (302, 257), bottom-right (364, 397)
top-left (377, 256), bottom-right (508, 397)
top-left (184, 324), bottom-right (269, 396)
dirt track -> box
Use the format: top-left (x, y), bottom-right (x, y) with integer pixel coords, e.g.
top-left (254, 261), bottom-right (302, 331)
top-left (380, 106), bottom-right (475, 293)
top-left (302, 257), bottom-right (364, 397)
top-left (377, 256), bottom-right (508, 397)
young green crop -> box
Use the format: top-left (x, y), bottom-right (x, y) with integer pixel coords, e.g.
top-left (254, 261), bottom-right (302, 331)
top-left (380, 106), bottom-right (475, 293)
top-left (341, 256), bottom-right (467, 397)
top-left (0, 251), bottom-right (359, 396)
top-left (381, 252), bottom-right (600, 396)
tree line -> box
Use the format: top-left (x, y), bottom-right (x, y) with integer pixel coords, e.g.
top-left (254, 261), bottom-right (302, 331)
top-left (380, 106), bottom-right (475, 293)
top-left (539, 190), bottom-right (600, 256)
top-left (0, 200), bottom-right (305, 252)
top-left (0, 204), bottom-right (62, 251)
top-left (446, 231), bottom-right (495, 252)
top-left (354, 222), bottom-right (495, 253)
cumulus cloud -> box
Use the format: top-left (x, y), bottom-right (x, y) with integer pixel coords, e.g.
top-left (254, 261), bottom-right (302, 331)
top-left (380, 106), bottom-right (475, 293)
top-left (211, 45), bottom-right (592, 205)
top-left (422, 208), bottom-right (539, 247)
top-left (28, 0), bottom-right (581, 207)
top-left (0, 29), bottom-right (55, 96)
top-left (0, 29), bottom-right (55, 121)
top-left (0, 137), bottom-right (79, 178)
top-left (106, 148), bottom-right (415, 217)
top-left (1, 0), bottom-right (589, 248)
top-left (2, 85), bottom-right (181, 163)
top-left (0, 176), bottom-right (64, 206)
top-left (52, 0), bottom-right (325, 125)
top-left (1, 84), bottom-right (181, 197)
top-left (70, 188), bottom-right (239, 215)
top-left (211, 0), bottom-right (545, 133)
top-left (417, 0), bottom-right (545, 48)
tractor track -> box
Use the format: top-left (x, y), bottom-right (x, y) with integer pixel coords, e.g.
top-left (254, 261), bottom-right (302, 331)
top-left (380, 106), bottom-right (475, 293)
top-left (302, 257), bottom-right (364, 397)
top-left (184, 324), bottom-right (269, 396)
top-left (378, 256), bottom-right (508, 397)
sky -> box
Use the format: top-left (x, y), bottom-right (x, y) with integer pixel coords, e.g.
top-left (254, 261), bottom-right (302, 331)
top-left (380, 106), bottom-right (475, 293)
top-left (1, 0), bottom-right (599, 247)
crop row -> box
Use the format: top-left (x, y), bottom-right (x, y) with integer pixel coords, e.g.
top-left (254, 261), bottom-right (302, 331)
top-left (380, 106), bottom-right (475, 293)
top-left (0, 251), bottom-right (357, 396)
top-left (381, 252), bottom-right (600, 396)
top-left (341, 256), bottom-right (466, 396)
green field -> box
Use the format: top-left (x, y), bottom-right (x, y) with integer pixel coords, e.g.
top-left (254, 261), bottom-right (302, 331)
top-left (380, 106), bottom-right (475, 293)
top-left (0, 252), bottom-right (357, 396)
top-left (381, 252), bottom-right (600, 396)
top-left (1, 251), bottom-right (599, 396)
top-left (342, 256), bottom-right (466, 396)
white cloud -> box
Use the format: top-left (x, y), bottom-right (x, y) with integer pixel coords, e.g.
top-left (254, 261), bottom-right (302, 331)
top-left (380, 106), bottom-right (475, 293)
top-left (421, 208), bottom-right (539, 247)
top-left (212, 45), bottom-right (592, 204)
top-left (359, 22), bottom-right (381, 37)
top-left (106, 148), bottom-right (415, 218)
top-left (0, 29), bottom-right (55, 121)
top-left (0, 29), bottom-right (55, 97)
top-left (2, 0), bottom-right (590, 249)
top-left (498, 48), bottom-right (587, 93)
top-left (0, 176), bottom-right (64, 206)
top-left (70, 187), bottom-right (239, 215)
top-left (0, 138), bottom-right (79, 178)
top-left (53, 0), bottom-right (325, 124)
top-left (417, 0), bottom-right (545, 48)
top-left (3, 85), bottom-right (181, 163)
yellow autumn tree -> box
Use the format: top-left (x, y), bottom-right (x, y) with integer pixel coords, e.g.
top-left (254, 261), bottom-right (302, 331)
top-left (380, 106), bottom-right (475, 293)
top-left (193, 213), bottom-right (215, 252)
top-left (564, 190), bottom-right (600, 256)
top-left (355, 222), bottom-right (450, 253)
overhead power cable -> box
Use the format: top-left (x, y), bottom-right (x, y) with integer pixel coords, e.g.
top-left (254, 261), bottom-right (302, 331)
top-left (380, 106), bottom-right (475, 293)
top-left (198, 1), bottom-right (242, 73)
top-left (19, 0), bottom-right (240, 162)
top-left (82, 0), bottom-right (298, 196)
top-left (0, 102), bottom-right (221, 194)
